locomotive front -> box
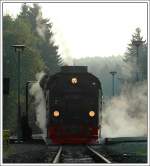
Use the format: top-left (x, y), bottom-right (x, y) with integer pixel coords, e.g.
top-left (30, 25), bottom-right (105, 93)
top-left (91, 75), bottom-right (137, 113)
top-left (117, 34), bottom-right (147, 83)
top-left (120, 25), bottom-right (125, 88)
top-left (45, 66), bottom-right (102, 144)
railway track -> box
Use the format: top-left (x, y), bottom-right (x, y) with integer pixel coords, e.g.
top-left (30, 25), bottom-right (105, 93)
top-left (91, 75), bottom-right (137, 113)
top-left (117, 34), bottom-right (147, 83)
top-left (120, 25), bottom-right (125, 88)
top-left (52, 145), bottom-right (112, 163)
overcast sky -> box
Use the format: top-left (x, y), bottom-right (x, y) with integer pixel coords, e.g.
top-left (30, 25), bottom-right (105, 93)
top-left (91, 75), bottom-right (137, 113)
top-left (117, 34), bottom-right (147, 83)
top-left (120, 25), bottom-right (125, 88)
top-left (3, 2), bottom-right (147, 61)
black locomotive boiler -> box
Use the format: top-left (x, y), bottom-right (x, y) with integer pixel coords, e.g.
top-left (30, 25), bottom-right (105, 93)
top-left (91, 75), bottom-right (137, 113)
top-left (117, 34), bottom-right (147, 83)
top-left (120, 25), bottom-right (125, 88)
top-left (40, 66), bottom-right (102, 144)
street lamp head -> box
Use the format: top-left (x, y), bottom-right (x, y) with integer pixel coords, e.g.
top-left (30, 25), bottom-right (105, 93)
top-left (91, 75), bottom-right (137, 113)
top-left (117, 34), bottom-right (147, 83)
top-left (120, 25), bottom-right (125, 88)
top-left (110, 71), bottom-right (117, 75)
top-left (12, 45), bottom-right (25, 52)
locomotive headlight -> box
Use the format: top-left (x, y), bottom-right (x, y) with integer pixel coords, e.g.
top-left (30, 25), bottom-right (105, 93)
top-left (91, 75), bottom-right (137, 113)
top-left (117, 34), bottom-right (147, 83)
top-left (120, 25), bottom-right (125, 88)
top-left (53, 110), bottom-right (60, 117)
top-left (71, 77), bottom-right (78, 84)
top-left (89, 111), bottom-right (95, 117)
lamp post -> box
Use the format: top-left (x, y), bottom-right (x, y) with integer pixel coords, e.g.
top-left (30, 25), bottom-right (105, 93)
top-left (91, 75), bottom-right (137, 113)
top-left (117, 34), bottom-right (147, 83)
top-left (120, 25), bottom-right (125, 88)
top-left (12, 45), bottom-right (25, 143)
top-left (132, 40), bottom-right (144, 81)
top-left (110, 71), bottom-right (117, 96)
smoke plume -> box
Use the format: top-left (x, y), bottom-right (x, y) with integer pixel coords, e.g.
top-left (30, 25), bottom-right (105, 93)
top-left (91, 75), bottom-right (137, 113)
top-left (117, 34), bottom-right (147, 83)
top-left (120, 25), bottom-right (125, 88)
top-left (101, 81), bottom-right (147, 138)
top-left (61, 46), bottom-right (74, 65)
top-left (36, 14), bottom-right (47, 40)
top-left (36, 13), bottom-right (73, 66)
top-left (29, 72), bottom-right (47, 140)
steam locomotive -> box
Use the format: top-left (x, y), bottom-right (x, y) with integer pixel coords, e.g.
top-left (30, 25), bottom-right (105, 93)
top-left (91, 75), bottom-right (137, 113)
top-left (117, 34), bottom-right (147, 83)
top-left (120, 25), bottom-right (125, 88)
top-left (40, 66), bottom-right (102, 144)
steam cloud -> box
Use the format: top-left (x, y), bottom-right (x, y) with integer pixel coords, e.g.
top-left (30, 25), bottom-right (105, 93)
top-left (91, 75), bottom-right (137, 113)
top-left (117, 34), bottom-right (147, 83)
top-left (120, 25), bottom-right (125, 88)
top-left (29, 72), bottom-right (47, 140)
top-left (61, 46), bottom-right (74, 66)
top-left (36, 13), bottom-right (47, 40)
top-left (36, 12), bottom-right (74, 66)
top-left (102, 81), bottom-right (147, 137)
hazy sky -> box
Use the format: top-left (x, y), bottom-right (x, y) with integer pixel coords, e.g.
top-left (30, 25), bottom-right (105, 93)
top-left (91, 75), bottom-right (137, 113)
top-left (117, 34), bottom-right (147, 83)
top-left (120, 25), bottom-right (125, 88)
top-left (3, 2), bottom-right (147, 60)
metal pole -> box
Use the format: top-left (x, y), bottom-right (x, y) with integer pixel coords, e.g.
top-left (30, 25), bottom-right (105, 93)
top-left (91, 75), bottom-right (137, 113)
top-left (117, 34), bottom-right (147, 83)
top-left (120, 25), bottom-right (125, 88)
top-left (132, 40), bottom-right (144, 82)
top-left (136, 46), bottom-right (139, 81)
top-left (110, 71), bottom-right (117, 97)
top-left (112, 74), bottom-right (114, 96)
top-left (17, 50), bottom-right (21, 143)
top-left (12, 45), bottom-right (25, 143)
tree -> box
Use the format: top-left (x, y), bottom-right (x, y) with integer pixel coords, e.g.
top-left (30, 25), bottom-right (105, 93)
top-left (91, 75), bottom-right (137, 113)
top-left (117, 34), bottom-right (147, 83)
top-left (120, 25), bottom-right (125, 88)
top-left (124, 28), bottom-right (147, 81)
top-left (19, 3), bottom-right (62, 73)
top-left (3, 14), bottom-right (45, 131)
top-left (3, 3), bottom-right (62, 132)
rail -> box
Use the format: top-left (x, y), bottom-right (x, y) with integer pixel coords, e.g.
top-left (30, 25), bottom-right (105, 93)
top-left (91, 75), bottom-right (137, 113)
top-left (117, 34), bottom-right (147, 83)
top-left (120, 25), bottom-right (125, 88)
top-left (87, 146), bottom-right (112, 163)
top-left (52, 146), bottom-right (112, 163)
top-left (52, 146), bottom-right (62, 163)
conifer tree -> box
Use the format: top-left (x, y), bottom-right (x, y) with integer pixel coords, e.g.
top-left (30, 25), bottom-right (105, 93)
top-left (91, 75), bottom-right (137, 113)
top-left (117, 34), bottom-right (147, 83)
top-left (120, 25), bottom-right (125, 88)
top-left (124, 28), bottom-right (147, 81)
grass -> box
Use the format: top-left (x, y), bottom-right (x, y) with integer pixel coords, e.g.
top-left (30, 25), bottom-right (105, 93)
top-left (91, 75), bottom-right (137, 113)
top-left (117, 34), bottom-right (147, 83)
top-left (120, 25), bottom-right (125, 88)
top-left (3, 144), bottom-right (15, 158)
top-left (104, 141), bottom-right (147, 156)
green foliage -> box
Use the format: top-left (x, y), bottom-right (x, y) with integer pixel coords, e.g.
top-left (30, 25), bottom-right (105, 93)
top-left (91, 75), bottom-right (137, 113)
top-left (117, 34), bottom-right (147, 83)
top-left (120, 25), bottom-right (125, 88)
top-left (3, 129), bottom-right (10, 145)
top-left (19, 3), bottom-right (62, 73)
top-left (124, 28), bottom-right (147, 81)
top-left (3, 4), bottom-right (62, 132)
top-left (3, 92), bottom-right (17, 132)
top-left (3, 142), bottom-right (14, 159)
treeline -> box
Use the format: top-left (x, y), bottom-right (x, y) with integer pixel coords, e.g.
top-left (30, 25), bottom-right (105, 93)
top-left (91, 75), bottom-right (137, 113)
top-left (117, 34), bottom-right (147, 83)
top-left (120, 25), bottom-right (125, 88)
top-left (3, 4), bottom-right (62, 132)
top-left (75, 56), bottom-right (124, 97)
top-left (75, 28), bottom-right (147, 98)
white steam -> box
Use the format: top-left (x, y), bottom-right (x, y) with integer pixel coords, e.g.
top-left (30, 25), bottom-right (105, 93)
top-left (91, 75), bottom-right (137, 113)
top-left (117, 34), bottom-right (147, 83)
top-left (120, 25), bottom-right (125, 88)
top-left (35, 11), bottom-right (74, 66)
top-left (102, 81), bottom-right (147, 137)
top-left (52, 30), bottom-right (74, 65)
top-left (121, 60), bottom-right (136, 80)
top-left (61, 45), bottom-right (74, 66)
top-left (29, 72), bottom-right (47, 139)
top-left (36, 14), bottom-right (47, 40)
